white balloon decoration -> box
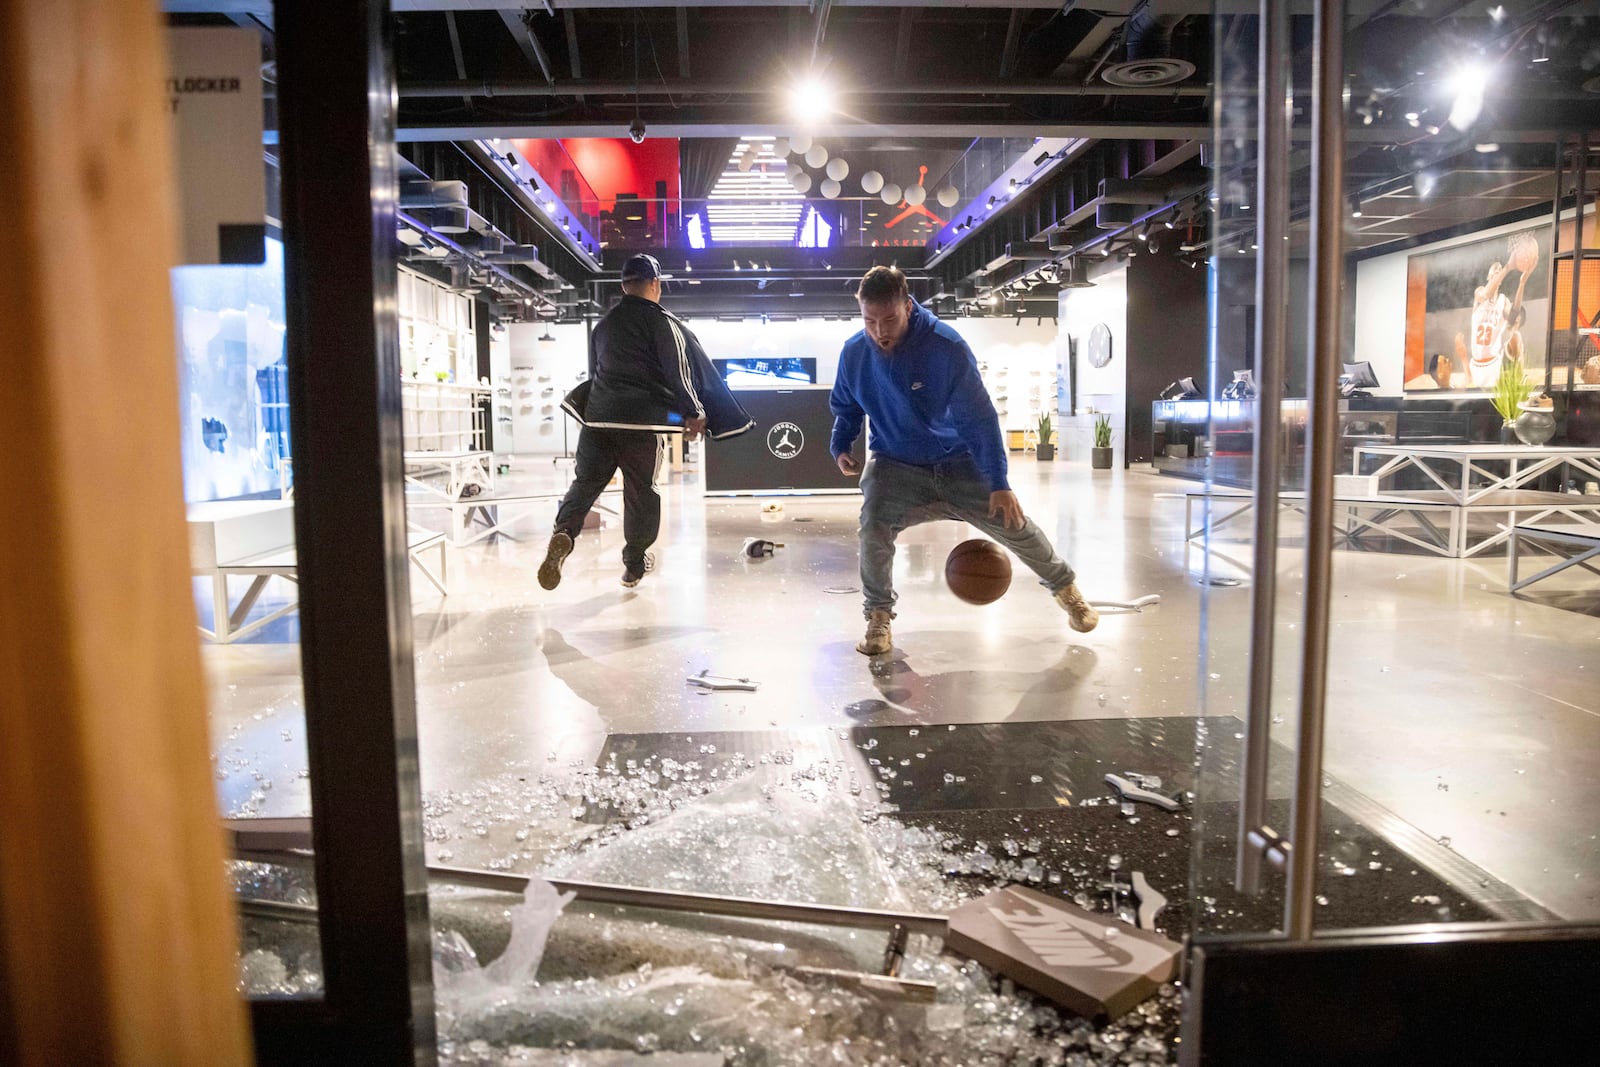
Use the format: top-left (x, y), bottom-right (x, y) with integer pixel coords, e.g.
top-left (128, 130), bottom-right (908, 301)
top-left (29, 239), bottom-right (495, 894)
top-left (804, 144), bottom-right (829, 168)
top-left (773, 136), bottom-right (791, 157)
top-left (737, 152), bottom-right (754, 173)
top-left (936, 185), bottom-right (960, 208)
top-left (790, 133), bottom-right (813, 154)
top-left (821, 178), bottom-right (842, 199)
top-left (860, 170), bottom-right (884, 194)
top-left (904, 184), bottom-right (926, 206)
top-left (880, 183), bottom-right (903, 205)
top-left (786, 162), bottom-right (803, 179)
top-left (826, 158), bottom-right (849, 181)
top-left (791, 172), bottom-right (813, 194)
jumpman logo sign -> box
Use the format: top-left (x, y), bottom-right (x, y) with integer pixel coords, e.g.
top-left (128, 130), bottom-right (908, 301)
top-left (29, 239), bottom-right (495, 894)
top-left (882, 165), bottom-right (947, 231)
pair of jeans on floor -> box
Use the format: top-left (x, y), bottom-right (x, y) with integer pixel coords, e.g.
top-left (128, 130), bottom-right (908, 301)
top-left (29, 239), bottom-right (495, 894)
top-left (857, 454), bottom-right (1075, 618)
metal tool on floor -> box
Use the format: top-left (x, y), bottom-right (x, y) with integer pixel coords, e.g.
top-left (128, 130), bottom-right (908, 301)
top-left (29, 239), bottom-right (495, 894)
top-left (1088, 593), bottom-right (1162, 613)
top-left (1101, 869), bottom-right (1169, 931)
top-left (686, 669), bottom-right (760, 692)
top-left (1105, 772), bottom-right (1185, 812)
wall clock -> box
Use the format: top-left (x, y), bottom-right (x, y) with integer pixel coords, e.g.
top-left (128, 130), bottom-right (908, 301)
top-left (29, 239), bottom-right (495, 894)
top-left (1087, 323), bottom-right (1113, 369)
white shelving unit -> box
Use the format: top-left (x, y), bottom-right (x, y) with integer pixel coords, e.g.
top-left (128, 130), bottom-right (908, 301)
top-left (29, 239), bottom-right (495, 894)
top-left (400, 379), bottom-right (490, 454)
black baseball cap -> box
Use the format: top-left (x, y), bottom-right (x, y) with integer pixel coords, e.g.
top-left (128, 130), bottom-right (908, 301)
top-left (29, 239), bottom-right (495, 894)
top-left (621, 253), bottom-right (670, 281)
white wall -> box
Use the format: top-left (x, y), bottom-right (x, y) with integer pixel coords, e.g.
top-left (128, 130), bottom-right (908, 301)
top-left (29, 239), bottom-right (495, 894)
top-left (1352, 206), bottom-right (1586, 396)
top-left (506, 313), bottom-right (1062, 455)
top-left (1057, 268), bottom-right (1129, 463)
top-left (508, 322), bottom-right (588, 455)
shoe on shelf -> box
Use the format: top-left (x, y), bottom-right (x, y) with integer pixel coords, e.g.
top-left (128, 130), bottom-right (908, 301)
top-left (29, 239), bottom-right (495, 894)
top-left (538, 531), bottom-right (573, 590)
top-left (856, 609), bottom-right (894, 656)
top-left (1054, 583), bottom-right (1099, 633)
top-left (621, 551), bottom-right (656, 588)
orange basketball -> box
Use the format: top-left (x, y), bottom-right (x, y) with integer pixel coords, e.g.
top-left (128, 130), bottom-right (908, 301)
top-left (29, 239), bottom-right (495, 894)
top-left (944, 539), bottom-right (1013, 605)
top-left (1512, 235), bottom-right (1539, 274)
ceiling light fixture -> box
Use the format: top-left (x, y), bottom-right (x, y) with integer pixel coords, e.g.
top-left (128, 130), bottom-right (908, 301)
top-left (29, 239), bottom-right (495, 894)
top-left (986, 195), bottom-right (997, 209)
top-left (1137, 223), bottom-right (1151, 242)
top-left (1033, 150), bottom-right (1050, 167)
top-left (1350, 193), bottom-right (1364, 217)
top-left (788, 78), bottom-right (835, 126)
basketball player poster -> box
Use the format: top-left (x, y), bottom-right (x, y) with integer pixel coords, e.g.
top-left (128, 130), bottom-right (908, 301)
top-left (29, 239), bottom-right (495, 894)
top-left (1402, 225), bottom-right (1549, 392)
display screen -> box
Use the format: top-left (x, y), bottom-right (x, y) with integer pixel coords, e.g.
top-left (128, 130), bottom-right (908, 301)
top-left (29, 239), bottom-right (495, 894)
top-left (713, 357), bottom-right (817, 387)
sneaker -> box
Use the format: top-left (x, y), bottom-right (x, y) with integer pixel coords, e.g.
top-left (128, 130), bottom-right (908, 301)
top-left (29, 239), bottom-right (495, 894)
top-left (856, 609), bottom-right (894, 656)
top-left (537, 532), bottom-right (573, 590)
top-left (1054, 583), bottom-right (1099, 633)
top-left (621, 551), bottom-right (656, 588)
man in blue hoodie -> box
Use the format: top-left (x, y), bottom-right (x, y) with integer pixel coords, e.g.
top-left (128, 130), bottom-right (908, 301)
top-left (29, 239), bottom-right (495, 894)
top-left (830, 265), bottom-right (1097, 655)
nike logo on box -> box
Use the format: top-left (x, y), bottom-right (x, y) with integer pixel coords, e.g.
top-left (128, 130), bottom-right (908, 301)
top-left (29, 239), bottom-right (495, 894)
top-left (912, 381), bottom-right (924, 390)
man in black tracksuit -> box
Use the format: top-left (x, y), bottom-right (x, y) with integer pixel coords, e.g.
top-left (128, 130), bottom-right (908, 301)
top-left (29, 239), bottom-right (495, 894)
top-left (540, 253), bottom-right (752, 589)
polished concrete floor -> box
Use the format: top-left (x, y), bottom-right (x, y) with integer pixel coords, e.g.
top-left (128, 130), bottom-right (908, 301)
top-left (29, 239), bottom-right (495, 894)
top-left (203, 454), bottom-right (1600, 922)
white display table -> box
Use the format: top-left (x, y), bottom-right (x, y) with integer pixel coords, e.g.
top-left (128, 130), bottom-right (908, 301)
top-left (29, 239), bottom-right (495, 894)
top-left (1508, 522), bottom-right (1600, 596)
top-left (188, 499), bottom-right (446, 643)
top-left (1353, 443), bottom-right (1600, 505)
top-left (403, 449), bottom-right (494, 501)
top-left (1349, 444), bottom-right (1600, 556)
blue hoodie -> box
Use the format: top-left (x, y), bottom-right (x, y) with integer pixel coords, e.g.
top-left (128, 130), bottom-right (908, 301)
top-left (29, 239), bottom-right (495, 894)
top-left (829, 301), bottom-right (1009, 491)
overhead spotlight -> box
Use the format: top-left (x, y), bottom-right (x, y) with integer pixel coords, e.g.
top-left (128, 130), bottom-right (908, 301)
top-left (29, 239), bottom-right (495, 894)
top-left (1137, 223), bottom-right (1151, 242)
top-left (1033, 150), bottom-right (1051, 167)
top-left (986, 195), bottom-right (998, 209)
top-left (1349, 194), bottom-right (1364, 218)
top-left (1097, 245), bottom-right (1111, 258)
top-left (964, 215), bottom-right (974, 229)
top-left (1163, 214), bottom-right (1177, 230)
top-left (628, 116), bottom-right (647, 144)
top-left (986, 294), bottom-right (998, 306)
top-left (1532, 38), bottom-right (1550, 63)
top-left (1446, 59), bottom-right (1491, 131)
top-left (734, 261), bottom-right (741, 271)
top-left (789, 78), bottom-right (835, 126)
top-left (684, 261), bottom-right (692, 273)
top-left (1008, 177), bottom-right (1018, 192)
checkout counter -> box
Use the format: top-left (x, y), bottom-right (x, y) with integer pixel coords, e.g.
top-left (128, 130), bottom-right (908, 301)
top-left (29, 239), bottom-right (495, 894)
top-left (704, 385), bottom-right (864, 495)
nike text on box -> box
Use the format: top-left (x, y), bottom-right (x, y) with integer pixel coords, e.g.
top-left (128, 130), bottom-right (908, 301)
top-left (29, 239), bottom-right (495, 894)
top-left (944, 885), bottom-right (1181, 1019)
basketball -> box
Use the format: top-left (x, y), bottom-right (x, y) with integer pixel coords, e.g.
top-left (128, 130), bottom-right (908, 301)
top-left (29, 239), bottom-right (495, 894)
top-left (945, 539), bottom-right (1013, 605)
top-left (1511, 235), bottom-right (1539, 274)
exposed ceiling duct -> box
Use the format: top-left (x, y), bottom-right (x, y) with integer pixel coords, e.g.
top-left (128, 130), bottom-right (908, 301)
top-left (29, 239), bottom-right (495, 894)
top-left (1101, 10), bottom-right (1196, 89)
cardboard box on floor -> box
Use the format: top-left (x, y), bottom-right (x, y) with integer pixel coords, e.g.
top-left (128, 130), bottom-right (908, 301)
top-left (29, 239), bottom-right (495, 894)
top-left (945, 885), bottom-right (1181, 1019)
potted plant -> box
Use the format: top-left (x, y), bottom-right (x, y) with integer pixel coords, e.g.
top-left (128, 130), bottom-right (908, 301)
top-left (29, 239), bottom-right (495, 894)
top-left (1036, 412), bottom-right (1056, 461)
top-left (1092, 414), bottom-right (1114, 470)
top-left (1490, 358), bottom-right (1528, 444)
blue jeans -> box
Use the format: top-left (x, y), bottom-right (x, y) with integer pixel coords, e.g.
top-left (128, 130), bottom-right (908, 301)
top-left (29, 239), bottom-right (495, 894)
top-left (857, 454), bottom-right (1076, 617)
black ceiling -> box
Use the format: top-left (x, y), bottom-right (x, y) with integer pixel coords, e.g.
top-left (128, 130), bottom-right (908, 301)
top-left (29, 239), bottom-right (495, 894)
top-left (170, 1), bottom-right (1600, 318)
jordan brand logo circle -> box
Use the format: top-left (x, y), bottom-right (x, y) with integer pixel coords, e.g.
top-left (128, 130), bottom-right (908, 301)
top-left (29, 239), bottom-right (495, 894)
top-left (767, 422), bottom-right (803, 460)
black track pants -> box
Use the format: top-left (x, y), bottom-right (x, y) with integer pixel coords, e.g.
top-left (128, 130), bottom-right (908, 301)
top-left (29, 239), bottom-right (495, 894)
top-left (552, 427), bottom-right (665, 567)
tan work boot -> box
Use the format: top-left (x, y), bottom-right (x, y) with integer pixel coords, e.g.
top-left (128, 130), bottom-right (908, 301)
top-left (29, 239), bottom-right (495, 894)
top-left (538, 531), bottom-right (574, 590)
top-left (856, 609), bottom-right (894, 656)
top-left (1054, 583), bottom-right (1100, 633)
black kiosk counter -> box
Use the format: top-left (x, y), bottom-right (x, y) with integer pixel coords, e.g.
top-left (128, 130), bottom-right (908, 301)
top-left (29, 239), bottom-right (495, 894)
top-left (704, 385), bottom-right (864, 496)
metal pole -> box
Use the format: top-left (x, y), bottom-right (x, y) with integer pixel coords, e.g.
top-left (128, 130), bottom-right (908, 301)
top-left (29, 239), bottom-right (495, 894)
top-left (1543, 136), bottom-right (1565, 401)
top-left (1285, 0), bottom-right (1346, 942)
top-left (1238, 0), bottom-right (1292, 897)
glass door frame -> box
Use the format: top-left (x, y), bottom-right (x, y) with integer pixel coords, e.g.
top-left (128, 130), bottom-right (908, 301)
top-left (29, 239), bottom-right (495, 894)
top-left (1183, 0), bottom-right (1600, 1060)
top-left (247, 1), bottom-right (436, 1062)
